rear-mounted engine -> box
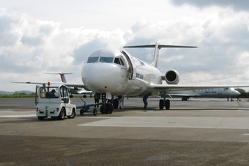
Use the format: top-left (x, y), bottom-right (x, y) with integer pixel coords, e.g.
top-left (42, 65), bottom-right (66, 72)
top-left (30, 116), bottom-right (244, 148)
top-left (165, 70), bottom-right (180, 84)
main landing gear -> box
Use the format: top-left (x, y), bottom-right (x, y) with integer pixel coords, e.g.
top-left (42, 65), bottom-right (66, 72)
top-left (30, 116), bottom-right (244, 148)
top-left (159, 92), bottom-right (170, 110)
top-left (100, 93), bottom-right (113, 114)
top-left (159, 99), bottom-right (170, 110)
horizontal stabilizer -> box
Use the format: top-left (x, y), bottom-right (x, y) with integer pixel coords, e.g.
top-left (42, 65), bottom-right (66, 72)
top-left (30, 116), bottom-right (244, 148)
top-left (123, 44), bottom-right (197, 49)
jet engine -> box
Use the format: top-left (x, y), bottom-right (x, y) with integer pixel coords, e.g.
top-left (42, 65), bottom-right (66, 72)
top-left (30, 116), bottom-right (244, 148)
top-left (165, 70), bottom-right (180, 84)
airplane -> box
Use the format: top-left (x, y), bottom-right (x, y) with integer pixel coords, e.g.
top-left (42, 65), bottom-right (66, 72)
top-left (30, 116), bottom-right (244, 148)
top-left (80, 41), bottom-right (249, 111)
top-left (166, 87), bottom-right (240, 101)
top-left (15, 72), bottom-right (92, 95)
top-left (45, 72), bottom-right (72, 83)
top-left (49, 72), bottom-right (93, 96)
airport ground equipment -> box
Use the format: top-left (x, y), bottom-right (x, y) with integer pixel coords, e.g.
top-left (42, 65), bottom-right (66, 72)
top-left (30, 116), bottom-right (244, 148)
top-left (35, 84), bottom-right (76, 120)
top-left (76, 97), bottom-right (102, 116)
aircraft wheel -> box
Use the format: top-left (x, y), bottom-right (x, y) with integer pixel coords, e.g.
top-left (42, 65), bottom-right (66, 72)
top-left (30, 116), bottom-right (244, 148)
top-left (80, 108), bottom-right (85, 116)
top-left (108, 107), bottom-right (113, 114)
top-left (100, 106), bottom-right (105, 114)
top-left (93, 109), bottom-right (97, 116)
top-left (38, 116), bottom-right (45, 120)
top-left (159, 99), bottom-right (164, 110)
top-left (165, 99), bottom-right (170, 110)
top-left (58, 108), bottom-right (65, 120)
top-left (68, 109), bottom-right (76, 118)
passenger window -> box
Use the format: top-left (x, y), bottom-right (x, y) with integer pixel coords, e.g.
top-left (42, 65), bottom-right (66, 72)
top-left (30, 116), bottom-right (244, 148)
top-left (87, 57), bottom-right (99, 63)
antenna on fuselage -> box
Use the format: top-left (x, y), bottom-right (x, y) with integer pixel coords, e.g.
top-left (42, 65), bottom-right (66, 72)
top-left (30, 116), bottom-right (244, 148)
top-left (123, 41), bottom-right (197, 68)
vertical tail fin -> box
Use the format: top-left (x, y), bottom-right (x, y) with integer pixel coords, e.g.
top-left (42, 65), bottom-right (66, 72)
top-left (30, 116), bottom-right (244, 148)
top-left (45, 72), bottom-right (72, 83)
top-left (151, 41), bottom-right (160, 67)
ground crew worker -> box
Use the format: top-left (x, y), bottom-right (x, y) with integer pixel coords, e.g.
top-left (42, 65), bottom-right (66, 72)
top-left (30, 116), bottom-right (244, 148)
top-left (143, 93), bottom-right (151, 110)
top-left (94, 93), bottom-right (100, 108)
top-left (118, 95), bottom-right (124, 109)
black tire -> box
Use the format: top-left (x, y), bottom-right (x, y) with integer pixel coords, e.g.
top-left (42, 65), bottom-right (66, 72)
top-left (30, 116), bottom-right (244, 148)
top-left (93, 109), bottom-right (97, 116)
top-left (80, 108), bottom-right (85, 116)
top-left (108, 107), bottom-right (113, 114)
top-left (100, 106), bottom-right (105, 114)
top-left (58, 108), bottom-right (65, 120)
top-left (38, 116), bottom-right (45, 120)
top-left (159, 99), bottom-right (164, 110)
top-left (165, 99), bottom-right (170, 110)
top-left (68, 109), bottom-right (76, 118)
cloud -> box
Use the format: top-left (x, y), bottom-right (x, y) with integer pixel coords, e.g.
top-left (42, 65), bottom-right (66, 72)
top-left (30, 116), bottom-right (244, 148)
top-left (170, 0), bottom-right (249, 11)
top-left (1, 4), bottom-right (249, 92)
top-left (0, 8), bottom-right (127, 91)
top-left (125, 9), bottom-right (249, 86)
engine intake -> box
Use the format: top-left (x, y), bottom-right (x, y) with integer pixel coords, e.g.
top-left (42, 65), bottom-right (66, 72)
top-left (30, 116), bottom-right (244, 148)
top-left (165, 70), bottom-right (180, 84)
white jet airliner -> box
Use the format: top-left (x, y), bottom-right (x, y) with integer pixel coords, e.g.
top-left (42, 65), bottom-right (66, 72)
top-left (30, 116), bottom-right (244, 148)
top-left (80, 41), bottom-right (248, 111)
top-left (167, 88), bottom-right (240, 101)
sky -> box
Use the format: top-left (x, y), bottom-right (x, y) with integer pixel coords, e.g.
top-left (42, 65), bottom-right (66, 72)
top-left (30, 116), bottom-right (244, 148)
top-left (1, 0), bottom-right (249, 92)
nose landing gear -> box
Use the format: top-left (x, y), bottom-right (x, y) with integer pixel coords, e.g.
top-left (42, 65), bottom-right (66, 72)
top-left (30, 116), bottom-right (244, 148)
top-left (100, 93), bottom-right (113, 114)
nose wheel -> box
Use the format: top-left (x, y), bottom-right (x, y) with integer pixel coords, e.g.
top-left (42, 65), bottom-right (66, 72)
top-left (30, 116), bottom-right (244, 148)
top-left (100, 93), bottom-right (113, 114)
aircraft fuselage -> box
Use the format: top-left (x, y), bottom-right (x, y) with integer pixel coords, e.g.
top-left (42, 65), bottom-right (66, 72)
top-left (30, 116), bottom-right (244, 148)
top-left (81, 48), bottom-right (162, 96)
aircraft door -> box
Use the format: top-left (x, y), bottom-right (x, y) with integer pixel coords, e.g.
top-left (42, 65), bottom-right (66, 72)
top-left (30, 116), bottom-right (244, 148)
top-left (122, 50), bottom-right (136, 80)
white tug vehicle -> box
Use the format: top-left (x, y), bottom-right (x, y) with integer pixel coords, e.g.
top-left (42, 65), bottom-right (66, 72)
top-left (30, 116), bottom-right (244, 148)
top-left (35, 82), bottom-right (76, 120)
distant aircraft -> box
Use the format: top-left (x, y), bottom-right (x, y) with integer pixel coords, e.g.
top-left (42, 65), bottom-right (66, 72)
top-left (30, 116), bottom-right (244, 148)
top-left (45, 72), bottom-right (92, 94)
top-left (167, 88), bottom-right (240, 101)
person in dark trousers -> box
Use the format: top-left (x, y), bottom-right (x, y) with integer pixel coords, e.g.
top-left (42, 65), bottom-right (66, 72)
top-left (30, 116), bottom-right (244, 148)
top-left (94, 93), bottom-right (100, 108)
top-left (143, 93), bottom-right (151, 110)
top-left (118, 95), bottom-right (124, 109)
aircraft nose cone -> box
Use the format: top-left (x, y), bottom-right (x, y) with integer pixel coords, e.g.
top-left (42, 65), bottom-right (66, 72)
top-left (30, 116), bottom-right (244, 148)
top-left (81, 63), bottom-right (124, 92)
top-left (235, 91), bottom-right (240, 95)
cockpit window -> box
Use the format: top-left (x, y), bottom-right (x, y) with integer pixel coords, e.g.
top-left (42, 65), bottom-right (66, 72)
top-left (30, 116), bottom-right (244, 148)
top-left (120, 58), bottom-right (124, 65)
top-left (99, 57), bottom-right (113, 63)
top-left (114, 58), bottom-right (125, 66)
top-left (87, 57), bottom-right (99, 63)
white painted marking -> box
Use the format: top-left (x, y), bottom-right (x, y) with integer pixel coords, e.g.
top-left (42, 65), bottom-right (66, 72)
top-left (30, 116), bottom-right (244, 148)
top-left (243, 133), bottom-right (249, 136)
top-left (0, 114), bottom-right (36, 118)
top-left (77, 116), bottom-right (249, 129)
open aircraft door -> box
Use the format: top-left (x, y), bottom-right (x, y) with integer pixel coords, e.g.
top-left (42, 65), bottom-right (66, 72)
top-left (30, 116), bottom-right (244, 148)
top-left (122, 50), bottom-right (136, 80)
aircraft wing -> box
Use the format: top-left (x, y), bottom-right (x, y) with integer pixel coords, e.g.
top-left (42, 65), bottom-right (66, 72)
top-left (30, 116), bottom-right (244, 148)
top-left (152, 84), bottom-right (248, 91)
top-left (12, 81), bottom-right (90, 94)
top-left (12, 81), bottom-right (85, 87)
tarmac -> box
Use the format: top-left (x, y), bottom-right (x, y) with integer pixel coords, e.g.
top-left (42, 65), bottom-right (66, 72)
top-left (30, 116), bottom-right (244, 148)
top-left (0, 97), bottom-right (249, 165)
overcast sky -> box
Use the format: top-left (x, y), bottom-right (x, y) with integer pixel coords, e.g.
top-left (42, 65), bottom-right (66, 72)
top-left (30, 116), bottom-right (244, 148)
top-left (1, 0), bottom-right (249, 92)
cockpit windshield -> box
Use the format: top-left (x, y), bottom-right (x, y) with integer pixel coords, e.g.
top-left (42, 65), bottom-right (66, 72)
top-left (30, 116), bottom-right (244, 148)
top-left (99, 57), bottom-right (113, 63)
top-left (87, 57), bottom-right (99, 63)
top-left (87, 57), bottom-right (114, 63)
